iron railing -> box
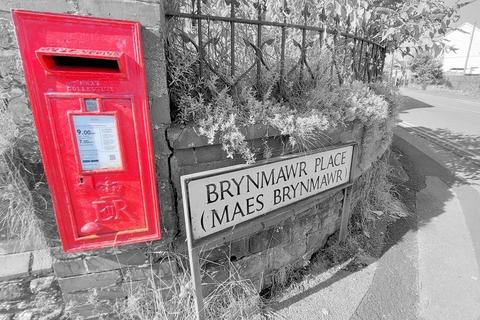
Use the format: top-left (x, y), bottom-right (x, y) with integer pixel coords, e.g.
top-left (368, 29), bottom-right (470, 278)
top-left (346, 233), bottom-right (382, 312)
top-left (165, 1), bottom-right (386, 97)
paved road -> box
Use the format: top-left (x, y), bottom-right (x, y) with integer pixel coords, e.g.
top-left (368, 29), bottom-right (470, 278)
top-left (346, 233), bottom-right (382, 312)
top-left (399, 87), bottom-right (480, 156)
top-left (277, 88), bottom-right (480, 320)
top-left (399, 87), bottom-right (480, 136)
top-left (396, 88), bottom-right (480, 319)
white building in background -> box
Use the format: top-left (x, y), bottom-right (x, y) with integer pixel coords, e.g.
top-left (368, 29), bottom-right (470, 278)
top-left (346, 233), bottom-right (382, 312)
top-left (442, 22), bottom-right (480, 75)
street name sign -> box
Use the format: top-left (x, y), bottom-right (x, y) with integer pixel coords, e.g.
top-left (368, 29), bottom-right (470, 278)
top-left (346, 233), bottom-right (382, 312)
top-left (181, 144), bottom-right (354, 241)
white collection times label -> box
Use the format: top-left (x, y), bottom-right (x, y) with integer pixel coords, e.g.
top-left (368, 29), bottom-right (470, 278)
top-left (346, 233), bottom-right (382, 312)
top-left (73, 115), bottom-right (122, 171)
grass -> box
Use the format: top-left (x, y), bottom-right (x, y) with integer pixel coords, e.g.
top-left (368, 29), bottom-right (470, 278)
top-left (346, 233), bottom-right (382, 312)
top-left (110, 251), bottom-right (279, 320)
top-left (108, 152), bottom-right (408, 319)
top-left (352, 150), bottom-right (409, 225)
top-left (264, 151), bottom-right (409, 301)
top-left (0, 91), bottom-right (47, 251)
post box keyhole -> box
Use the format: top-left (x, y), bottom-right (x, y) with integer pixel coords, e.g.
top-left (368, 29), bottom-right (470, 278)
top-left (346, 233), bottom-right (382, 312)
top-left (79, 177), bottom-right (84, 184)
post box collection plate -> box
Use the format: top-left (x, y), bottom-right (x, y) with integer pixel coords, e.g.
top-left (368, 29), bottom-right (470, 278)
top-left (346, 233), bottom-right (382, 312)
top-left (12, 10), bottom-right (161, 251)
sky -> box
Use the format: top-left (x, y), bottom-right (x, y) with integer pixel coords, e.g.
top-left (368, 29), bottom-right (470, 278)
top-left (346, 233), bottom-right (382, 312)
top-left (447, 0), bottom-right (480, 26)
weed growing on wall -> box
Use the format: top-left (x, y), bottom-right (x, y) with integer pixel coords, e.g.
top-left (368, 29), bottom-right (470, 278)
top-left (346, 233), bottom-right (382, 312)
top-left (352, 151), bottom-right (408, 227)
top-left (0, 90), bottom-right (46, 250)
top-left (262, 152), bottom-right (409, 302)
top-left (111, 251), bottom-right (278, 320)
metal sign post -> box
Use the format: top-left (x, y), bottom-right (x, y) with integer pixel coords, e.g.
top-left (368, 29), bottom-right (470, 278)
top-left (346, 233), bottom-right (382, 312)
top-left (181, 181), bottom-right (206, 320)
top-left (338, 185), bottom-right (353, 243)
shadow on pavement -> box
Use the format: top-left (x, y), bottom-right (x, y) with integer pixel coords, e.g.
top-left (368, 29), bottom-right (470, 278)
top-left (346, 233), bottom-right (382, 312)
top-left (270, 132), bottom-right (476, 318)
top-left (411, 126), bottom-right (480, 182)
top-left (398, 96), bottom-right (434, 114)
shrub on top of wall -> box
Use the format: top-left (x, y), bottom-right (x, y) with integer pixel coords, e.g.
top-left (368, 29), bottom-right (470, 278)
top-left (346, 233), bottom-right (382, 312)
top-left (167, 45), bottom-right (399, 164)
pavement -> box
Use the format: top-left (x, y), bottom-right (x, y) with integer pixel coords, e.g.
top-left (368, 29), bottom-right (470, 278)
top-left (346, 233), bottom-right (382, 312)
top-left (275, 88), bottom-right (480, 320)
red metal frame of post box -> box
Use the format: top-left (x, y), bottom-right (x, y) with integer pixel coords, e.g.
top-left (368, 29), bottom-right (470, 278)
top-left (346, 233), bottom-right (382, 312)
top-left (12, 10), bottom-right (162, 252)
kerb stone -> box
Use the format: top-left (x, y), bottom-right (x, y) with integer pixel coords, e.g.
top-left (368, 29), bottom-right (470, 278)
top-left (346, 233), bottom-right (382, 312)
top-left (31, 249), bottom-right (52, 275)
top-left (0, 252), bottom-right (31, 281)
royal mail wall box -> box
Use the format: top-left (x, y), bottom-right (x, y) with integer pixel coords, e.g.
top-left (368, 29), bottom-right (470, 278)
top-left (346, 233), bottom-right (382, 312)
top-left (12, 10), bottom-right (161, 252)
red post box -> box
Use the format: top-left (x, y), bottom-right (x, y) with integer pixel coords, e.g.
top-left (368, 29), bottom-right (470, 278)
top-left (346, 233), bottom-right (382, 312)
top-left (12, 10), bottom-right (162, 252)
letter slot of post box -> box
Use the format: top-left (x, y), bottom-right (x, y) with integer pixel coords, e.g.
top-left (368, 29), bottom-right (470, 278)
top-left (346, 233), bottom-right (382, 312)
top-left (12, 10), bottom-right (162, 252)
top-left (36, 48), bottom-right (125, 75)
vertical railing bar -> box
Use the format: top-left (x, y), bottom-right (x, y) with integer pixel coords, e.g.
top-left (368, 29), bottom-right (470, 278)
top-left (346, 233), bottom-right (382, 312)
top-left (342, 17), bottom-right (349, 82)
top-left (342, 36), bottom-right (348, 81)
top-left (319, 30), bottom-right (323, 49)
top-left (352, 27), bottom-right (357, 80)
top-left (320, 8), bottom-right (326, 49)
top-left (279, 0), bottom-right (287, 95)
top-left (363, 43), bottom-right (369, 82)
top-left (197, 0), bottom-right (203, 78)
top-left (331, 16), bottom-right (338, 81)
top-left (230, 0), bottom-right (236, 79)
top-left (379, 47), bottom-right (387, 80)
top-left (299, 4), bottom-right (308, 83)
top-left (357, 39), bottom-right (364, 81)
top-left (368, 43), bottom-right (375, 82)
top-left (256, 0), bottom-right (262, 97)
top-left (370, 45), bottom-right (375, 81)
top-left (207, 19), bottom-right (211, 57)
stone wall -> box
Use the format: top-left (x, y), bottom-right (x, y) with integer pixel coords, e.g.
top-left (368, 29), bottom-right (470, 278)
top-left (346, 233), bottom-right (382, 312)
top-left (167, 120), bottom-right (390, 291)
top-left (0, 248), bottom-right (63, 319)
top-left (0, 0), bottom-right (393, 319)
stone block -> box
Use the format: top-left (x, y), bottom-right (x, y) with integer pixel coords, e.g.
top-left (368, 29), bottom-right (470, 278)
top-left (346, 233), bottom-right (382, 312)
top-left (0, 50), bottom-right (20, 79)
top-left (179, 158), bottom-right (243, 177)
top-left (13, 310), bottom-right (33, 320)
top-left (0, 0), bottom-right (76, 13)
top-left (249, 227), bottom-right (284, 254)
top-left (57, 270), bottom-right (120, 294)
top-left (122, 267), bottom-right (150, 282)
top-left (62, 291), bottom-right (90, 305)
top-left (143, 55), bottom-right (164, 84)
top-left (64, 286), bottom-right (127, 305)
top-left (31, 249), bottom-right (52, 275)
top-left (94, 286), bottom-right (128, 301)
top-left (202, 237), bottom-right (249, 263)
top-left (234, 251), bottom-right (266, 282)
top-left (171, 149), bottom-right (198, 167)
top-left (0, 252), bottom-right (30, 281)
top-left (202, 263), bottom-right (230, 296)
top-left (66, 302), bottom-right (111, 319)
top-left (155, 153), bottom-right (171, 180)
top-left (142, 27), bottom-right (164, 60)
top-left (305, 230), bottom-right (329, 255)
top-left (151, 126), bottom-right (171, 157)
top-left (120, 278), bottom-right (151, 294)
top-left (157, 259), bottom-right (179, 278)
top-left (0, 280), bottom-right (28, 301)
top-left (29, 276), bottom-right (54, 294)
top-left (77, 0), bottom-right (160, 27)
top-left (145, 64), bottom-right (169, 108)
top-left (268, 242), bottom-right (306, 271)
top-left (194, 145), bottom-right (225, 164)
top-left (0, 20), bottom-right (15, 50)
top-left (84, 251), bottom-right (147, 273)
top-left (52, 259), bottom-right (87, 278)
top-left (167, 127), bottom-right (211, 150)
